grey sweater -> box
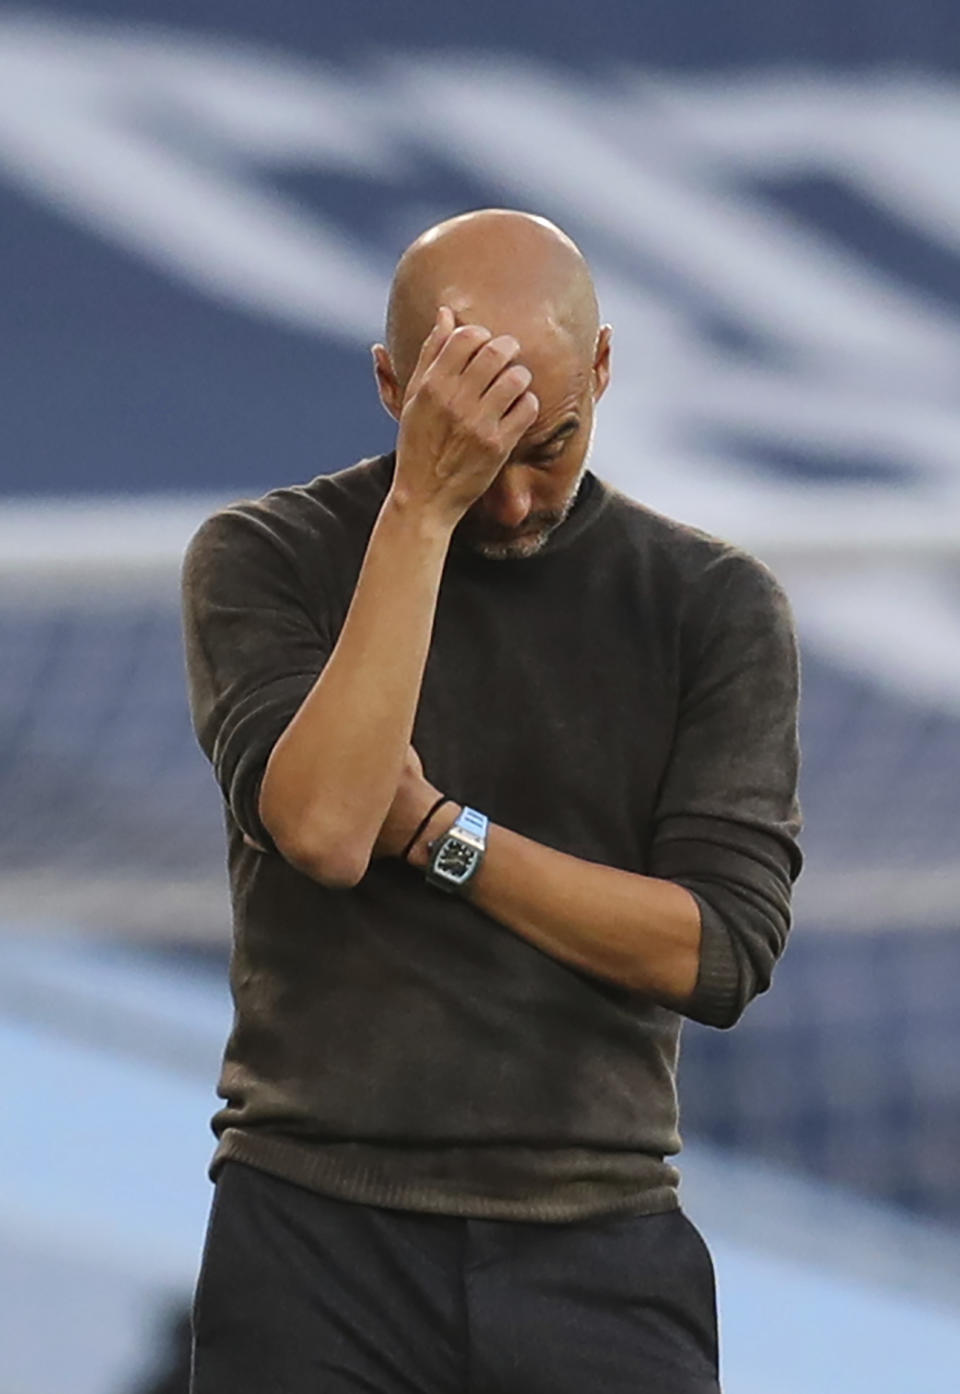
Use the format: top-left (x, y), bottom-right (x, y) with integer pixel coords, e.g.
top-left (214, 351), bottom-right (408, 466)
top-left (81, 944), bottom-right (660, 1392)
top-left (181, 453), bottom-right (802, 1222)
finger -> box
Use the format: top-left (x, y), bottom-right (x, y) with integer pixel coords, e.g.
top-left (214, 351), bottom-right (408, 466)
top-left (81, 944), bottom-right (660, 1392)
top-left (429, 322), bottom-right (495, 380)
top-left (406, 306), bottom-right (456, 396)
top-left (499, 390), bottom-right (540, 447)
top-left (458, 334), bottom-right (523, 398)
top-left (482, 361), bottom-right (534, 419)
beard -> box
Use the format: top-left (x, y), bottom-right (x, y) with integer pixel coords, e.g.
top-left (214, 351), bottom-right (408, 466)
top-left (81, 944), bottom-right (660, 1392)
top-left (456, 460), bottom-right (588, 562)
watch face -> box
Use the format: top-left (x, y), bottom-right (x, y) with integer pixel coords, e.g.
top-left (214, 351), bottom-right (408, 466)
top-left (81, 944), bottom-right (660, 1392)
top-left (435, 837), bottom-right (477, 882)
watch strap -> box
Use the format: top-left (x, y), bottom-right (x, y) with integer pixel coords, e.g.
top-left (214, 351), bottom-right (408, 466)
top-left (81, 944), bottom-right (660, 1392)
top-left (453, 806), bottom-right (488, 845)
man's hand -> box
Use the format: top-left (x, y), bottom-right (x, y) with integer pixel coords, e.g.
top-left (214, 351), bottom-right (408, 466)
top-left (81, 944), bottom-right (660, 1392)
top-left (391, 306), bottom-right (540, 527)
top-left (372, 745), bottom-right (460, 864)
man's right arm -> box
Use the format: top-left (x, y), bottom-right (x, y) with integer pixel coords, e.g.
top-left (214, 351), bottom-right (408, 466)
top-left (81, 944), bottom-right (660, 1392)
top-left (256, 308), bottom-right (538, 886)
top-left (256, 491), bottom-right (449, 886)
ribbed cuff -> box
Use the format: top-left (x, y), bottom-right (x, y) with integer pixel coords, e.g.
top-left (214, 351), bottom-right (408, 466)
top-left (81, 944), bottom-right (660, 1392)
top-left (685, 892), bottom-right (743, 1028)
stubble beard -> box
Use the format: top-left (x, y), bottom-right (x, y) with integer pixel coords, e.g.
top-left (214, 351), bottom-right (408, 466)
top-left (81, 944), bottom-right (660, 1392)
top-left (461, 457), bottom-right (589, 562)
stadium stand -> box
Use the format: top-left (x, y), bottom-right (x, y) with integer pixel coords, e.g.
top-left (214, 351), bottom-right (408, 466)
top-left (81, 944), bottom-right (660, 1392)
top-left (2, 1), bottom-right (959, 1388)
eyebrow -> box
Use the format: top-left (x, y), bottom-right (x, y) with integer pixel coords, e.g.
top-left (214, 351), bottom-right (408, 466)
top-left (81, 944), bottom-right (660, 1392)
top-left (526, 416), bottom-right (580, 450)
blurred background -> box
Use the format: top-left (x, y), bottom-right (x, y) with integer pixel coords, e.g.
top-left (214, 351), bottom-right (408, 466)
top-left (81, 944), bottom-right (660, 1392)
top-left (2, 2), bottom-right (959, 1391)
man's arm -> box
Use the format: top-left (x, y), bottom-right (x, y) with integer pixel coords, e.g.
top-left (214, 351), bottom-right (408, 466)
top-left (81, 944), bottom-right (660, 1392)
top-left (382, 553), bottom-right (802, 1028)
top-left (257, 308), bottom-right (539, 885)
top-left (407, 811), bottom-right (703, 1004)
top-left (375, 759), bottom-right (699, 1001)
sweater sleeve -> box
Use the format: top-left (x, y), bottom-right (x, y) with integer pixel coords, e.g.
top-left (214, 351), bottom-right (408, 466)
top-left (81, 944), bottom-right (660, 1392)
top-left (181, 507), bottom-right (332, 849)
top-left (647, 550), bottom-right (803, 1029)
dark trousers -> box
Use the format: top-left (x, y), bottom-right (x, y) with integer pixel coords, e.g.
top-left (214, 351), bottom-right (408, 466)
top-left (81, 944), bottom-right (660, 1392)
top-left (191, 1161), bottom-right (721, 1394)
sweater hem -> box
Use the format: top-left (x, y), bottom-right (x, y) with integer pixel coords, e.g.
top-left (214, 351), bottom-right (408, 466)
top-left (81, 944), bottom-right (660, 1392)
top-left (211, 1128), bottom-right (681, 1224)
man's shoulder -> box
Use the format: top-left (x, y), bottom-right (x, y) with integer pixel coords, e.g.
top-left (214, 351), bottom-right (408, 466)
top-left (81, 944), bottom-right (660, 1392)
top-left (601, 481), bottom-right (774, 590)
top-left (596, 482), bottom-right (794, 645)
top-left (186, 453), bottom-right (393, 566)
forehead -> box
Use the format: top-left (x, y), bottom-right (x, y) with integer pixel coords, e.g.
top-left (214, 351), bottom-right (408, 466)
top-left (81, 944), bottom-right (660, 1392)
top-left (517, 332), bottom-right (590, 431)
top-left (449, 300), bottom-right (590, 413)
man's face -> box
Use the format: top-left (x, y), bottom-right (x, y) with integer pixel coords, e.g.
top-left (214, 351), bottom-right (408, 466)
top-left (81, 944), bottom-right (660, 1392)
top-left (454, 325), bottom-right (610, 561)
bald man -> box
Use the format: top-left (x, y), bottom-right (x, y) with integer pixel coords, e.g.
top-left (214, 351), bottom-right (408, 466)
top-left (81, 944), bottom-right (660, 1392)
top-left (183, 209), bottom-right (802, 1394)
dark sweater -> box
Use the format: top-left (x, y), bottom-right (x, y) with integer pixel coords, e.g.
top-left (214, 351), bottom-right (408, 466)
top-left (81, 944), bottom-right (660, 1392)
top-left (181, 453), bottom-right (802, 1222)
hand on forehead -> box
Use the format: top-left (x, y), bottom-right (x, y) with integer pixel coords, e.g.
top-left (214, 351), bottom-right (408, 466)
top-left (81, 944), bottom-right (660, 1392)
top-left (385, 209), bottom-right (600, 390)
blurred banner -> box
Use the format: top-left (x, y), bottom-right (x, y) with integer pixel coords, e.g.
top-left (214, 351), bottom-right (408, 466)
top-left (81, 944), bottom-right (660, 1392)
top-left (2, 0), bottom-right (960, 534)
top-left (1, 5), bottom-right (959, 1392)
top-left (4, 2), bottom-right (960, 698)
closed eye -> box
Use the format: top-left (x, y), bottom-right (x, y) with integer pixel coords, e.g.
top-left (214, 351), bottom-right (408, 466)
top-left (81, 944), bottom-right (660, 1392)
top-left (527, 445), bottom-right (567, 464)
top-left (523, 417), bottom-right (580, 463)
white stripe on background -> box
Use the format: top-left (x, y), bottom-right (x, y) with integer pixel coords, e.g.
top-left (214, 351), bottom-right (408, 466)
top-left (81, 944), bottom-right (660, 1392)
top-left (3, 491), bottom-right (960, 582)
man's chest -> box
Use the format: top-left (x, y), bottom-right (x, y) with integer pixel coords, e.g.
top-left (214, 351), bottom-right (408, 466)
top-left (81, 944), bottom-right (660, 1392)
top-left (412, 562), bottom-right (681, 871)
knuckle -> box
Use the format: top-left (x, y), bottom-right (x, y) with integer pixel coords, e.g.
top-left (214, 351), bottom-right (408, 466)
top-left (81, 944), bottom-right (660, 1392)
top-left (412, 380), bottom-right (439, 412)
top-left (475, 423), bottom-right (504, 454)
top-left (518, 393), bottom-right (539, 424)
top-left (487, 335), bottom-right (520, 362)
top-left (503, 363), bottom-right (532, 388)
top-left (421, 375), bottom-right (451, 409)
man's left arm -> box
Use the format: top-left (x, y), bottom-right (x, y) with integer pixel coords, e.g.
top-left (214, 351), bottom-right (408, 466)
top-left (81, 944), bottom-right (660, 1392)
top-left (389, 551), bottom-right (803, 1029)
top-left (407, 822), bottom-right (703, 1005)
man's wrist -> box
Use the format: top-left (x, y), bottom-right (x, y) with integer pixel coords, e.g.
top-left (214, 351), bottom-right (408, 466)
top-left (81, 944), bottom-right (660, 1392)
top-left (383, 483), bottom-right (458, 549)
top-left (407, 801), bottom-right (464, 871)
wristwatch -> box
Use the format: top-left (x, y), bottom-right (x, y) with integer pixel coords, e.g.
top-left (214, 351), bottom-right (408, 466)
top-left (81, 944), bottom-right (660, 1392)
top-left (425, 806), bottom-right (489, 893)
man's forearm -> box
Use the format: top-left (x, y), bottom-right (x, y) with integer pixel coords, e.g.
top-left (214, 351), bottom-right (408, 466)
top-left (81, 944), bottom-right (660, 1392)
top-left (259, 490), bottom-right (451, 883)
top-left (409, 813), bottom-right (702, 1005)
top-left (259, 312), bottom-right (540, 886)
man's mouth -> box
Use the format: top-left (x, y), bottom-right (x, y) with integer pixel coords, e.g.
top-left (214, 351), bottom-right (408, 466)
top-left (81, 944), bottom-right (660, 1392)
top-left (474, 516), bottom-right (558, 543)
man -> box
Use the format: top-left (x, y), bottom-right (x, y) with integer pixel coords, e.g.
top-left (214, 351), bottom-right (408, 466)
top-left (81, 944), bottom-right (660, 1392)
top-left (182, 208), bottom-right (802, 1393)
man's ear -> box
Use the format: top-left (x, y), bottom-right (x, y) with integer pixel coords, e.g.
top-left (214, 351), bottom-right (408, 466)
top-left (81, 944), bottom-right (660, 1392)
top-left (592, 324), bottom-right (612, 403)
top-left (372, 344), bottom-right (403, 422)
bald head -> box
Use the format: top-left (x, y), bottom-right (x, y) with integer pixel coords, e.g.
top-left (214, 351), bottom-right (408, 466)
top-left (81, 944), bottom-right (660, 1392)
top-left (385, 209), bottom-right (599, 389)
top-left (374, 209), bottom-right (611, 561)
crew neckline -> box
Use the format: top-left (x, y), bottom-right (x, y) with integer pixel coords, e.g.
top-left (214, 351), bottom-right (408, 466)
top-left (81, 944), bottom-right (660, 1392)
top-left (371, 453), bottom-right (612, 569)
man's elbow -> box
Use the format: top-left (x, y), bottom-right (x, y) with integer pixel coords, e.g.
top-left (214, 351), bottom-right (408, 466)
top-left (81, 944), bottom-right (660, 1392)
top-left (680, 972), bottom-right (760, 1031)
top-left (258, 796), bottom-right (369, 888)
top-left (257, 767), bottom-right (374, 886)
top-left (275, 830), bottom-right (369, 888)
top-left (679, 895), bottom-right (786, 1030)
top-left (704, 993), bottom-right (752, 1031)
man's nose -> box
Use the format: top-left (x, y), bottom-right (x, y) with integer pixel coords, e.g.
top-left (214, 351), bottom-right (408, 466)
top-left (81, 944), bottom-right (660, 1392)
top-left (482, 467), bottom-right (532, 530)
